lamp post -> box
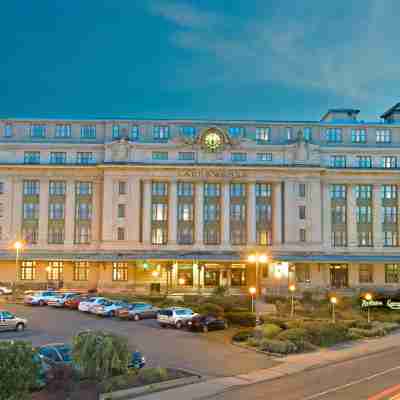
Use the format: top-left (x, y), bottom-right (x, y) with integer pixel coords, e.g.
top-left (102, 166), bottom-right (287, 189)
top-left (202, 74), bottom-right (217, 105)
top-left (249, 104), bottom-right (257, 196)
top-left (289, 284), bottom-right (296, 318)
top-left (13, 241), bottom-right (23, 297)
top-left (249, 287), bottom-right (256, 312)
top-left (365, 293), bottom-right (372, 324)
top-left (247, 253), bottom-right (268, 299)
top-left (330, 296), bottom-right (337, 323)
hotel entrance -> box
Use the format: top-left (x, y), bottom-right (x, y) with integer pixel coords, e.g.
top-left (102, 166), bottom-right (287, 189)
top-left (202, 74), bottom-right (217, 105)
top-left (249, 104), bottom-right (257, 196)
top-left (330, 264), bottom-right (349, 288)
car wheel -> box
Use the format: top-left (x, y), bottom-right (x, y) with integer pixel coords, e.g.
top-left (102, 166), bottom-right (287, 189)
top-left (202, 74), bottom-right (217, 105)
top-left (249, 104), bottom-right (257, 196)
top-left (110, 310), bottom-right (116, 317)
top-left (176, 321), bottom-right (183, 329)
top-left (160, 323), bottom-right (166, 328)
top-left (15, 323), bottom-right (25, 332)
top-left (133, 314), bottom-right (140, 321)
top-left (38, 300), bottom-right (45, 307)
top-left (202, 325), bottom-right (208, 333)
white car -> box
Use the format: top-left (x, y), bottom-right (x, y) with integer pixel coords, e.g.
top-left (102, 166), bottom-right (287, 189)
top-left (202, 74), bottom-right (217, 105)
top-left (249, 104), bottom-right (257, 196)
top-left (47, 293), bottom-right (79, 307)
top-left (24, 291), bottom-right (59, 306)
top-left (0, 286), bottom-right (12, 295)
top-left (158, 307), bottom-right (196, 329)
top-left (78, 297), bottom-right (107, 313)
top-left (91, 300), bottom-right (128, 317)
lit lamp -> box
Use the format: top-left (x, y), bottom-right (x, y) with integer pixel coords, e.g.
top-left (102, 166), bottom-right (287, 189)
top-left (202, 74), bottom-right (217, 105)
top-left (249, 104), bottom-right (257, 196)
top-left (289, 284), bottom-right (296, 318)
top-left (151, 270), bottom-right (159, 278)
top-left (247, 253), bottom-right (269, 298)
top-left (365, 293), bottom-right (373, 323)
top-left (330, 296), bottom-right (338, 323)
top-left (178, 278), bottom-right (185, 286)
top-left (249, 286), bottom-right (256, 312)
top-left (13, 241), bottom-right (23, 295)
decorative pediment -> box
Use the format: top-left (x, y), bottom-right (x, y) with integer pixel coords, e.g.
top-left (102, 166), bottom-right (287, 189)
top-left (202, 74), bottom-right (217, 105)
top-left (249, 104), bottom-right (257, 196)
top-left (196, 127), bottom-right (233, 153)
top-left (285, 130), bottom-right (320, 166)
top-left (108, 138), bottom-right (130, 162)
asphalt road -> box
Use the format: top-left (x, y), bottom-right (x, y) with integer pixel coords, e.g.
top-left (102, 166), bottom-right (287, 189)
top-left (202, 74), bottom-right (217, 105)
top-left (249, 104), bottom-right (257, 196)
top-left (0, 303), bottom-right (279, 378)
top-left (207, 346), bottom-right (400, 400)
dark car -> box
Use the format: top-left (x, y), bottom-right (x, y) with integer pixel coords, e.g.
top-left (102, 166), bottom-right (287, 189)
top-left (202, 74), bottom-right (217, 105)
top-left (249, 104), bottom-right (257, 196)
top-left (64, 295), bottom-right (91, 310)
top-left (186, 315), bottom-right (228, 332)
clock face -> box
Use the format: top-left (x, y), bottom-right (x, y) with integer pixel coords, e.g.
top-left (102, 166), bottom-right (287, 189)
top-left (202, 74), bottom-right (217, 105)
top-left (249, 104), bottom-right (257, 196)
top-left (204, 131), bottom-right (222, 152)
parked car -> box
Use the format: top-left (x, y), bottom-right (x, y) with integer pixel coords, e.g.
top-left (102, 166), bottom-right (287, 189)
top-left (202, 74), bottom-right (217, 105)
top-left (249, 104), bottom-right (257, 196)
top-left (0, 286), bottom-right (12, 295)
top-left (91, 300), bottom-right (129, 317)
top-left (78, 297), bottom-right (107, 312)
top-left (117, 302), bottom-right (159, 320)
top-left (0, 310), bottom-right (27, 331)
top-left (186, 315), bottom-right (228, 332)
top-left (64, 294), bottom-right (91, 310)
top-left (24, 291), bottom-right (58, 306)
top-left (47, 293), bottom-right (80, 308)
top-left (37, 343), bottom-right (73, 367)
top-left (157, 307), bottom-right (196, 329)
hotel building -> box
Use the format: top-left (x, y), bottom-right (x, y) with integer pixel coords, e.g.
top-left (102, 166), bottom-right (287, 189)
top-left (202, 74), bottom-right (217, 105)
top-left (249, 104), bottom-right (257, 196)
top-left (1, 104), bottom-right (400, 295)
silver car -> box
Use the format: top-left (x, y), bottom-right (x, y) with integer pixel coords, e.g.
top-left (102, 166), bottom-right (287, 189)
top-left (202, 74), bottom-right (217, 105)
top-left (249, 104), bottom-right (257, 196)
top-left (0, 310), bottom-right (27, 331)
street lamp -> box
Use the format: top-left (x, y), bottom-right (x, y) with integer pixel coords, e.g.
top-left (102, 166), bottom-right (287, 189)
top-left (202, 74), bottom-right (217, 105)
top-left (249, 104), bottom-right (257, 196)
top-left (289, 284), bottom-right (296, 318)
top-left (247, 253), bottom-right (269, 298)
top-left (330, 296), bottom-right (337, 323)
top-left (249, 287), bottom-right (256, 312)
top-left (178, 277), bottom-right (185, 286)
top-left (13, 241), bottom-right (23, 296)
top-left (365, 293), bottom-right (373, 323)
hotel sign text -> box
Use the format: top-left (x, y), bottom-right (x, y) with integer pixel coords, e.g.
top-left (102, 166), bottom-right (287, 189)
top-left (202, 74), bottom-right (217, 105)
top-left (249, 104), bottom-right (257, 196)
top-left (178, 169), bottom-right (247, 179)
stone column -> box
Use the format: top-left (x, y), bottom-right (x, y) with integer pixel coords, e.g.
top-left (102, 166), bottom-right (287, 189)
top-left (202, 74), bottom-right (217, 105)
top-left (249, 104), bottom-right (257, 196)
top-left (322, 183), bottom-right (331, 248)
top-left (142, 180), bottom-right (152, 245)
top-left (284, 180), bottom-right (297, 243)
top-left (168, 181), bottom-right (177, 245)
top-left (272, 182), bottom-right (282, 245)
top-left (373, 184), bottom-right (383, 248)
top-left (127, 176), bottom-right (140, 243)
top-left (309, 180), bottom-right (322, 244)
top-left (39, 178), bottom-right (49, 246)
top-left (64, 180), bottom-right (75, 245)
top-left (91, 181), bottom-right (102, 244)
top-left (101, 175), bottom-right (114, 242)
top-left (11, 177), bottom-right (23, 241)
top-left (195, 182), bottom-right (204, 245)
top-left (247, 182), bottom-right (256, 245)
top-left (347, 185), bottom-right (358, 247)
top-left (221, 182), bottom-right (230, 246)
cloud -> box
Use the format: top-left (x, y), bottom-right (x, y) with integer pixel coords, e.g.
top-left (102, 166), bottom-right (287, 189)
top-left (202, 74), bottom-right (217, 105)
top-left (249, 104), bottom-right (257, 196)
top-left (147, 0), bottom-right (400, 110)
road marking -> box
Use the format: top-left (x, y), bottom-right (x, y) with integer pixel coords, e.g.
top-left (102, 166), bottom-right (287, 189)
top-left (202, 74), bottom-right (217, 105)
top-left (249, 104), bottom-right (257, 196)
top-left (368, 383), bottom-right (400, 400)
top-left (303, 365), bottom-right (400, 400)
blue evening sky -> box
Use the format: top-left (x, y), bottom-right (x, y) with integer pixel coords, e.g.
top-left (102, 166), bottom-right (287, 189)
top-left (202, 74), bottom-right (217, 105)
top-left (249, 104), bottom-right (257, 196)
top-left (0, 0), bottom-right (398, 121)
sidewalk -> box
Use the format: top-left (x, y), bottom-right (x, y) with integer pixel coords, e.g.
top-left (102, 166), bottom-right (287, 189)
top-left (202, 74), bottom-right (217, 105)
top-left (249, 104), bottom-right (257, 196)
top-left (137, 331), bottom-right (400, 400)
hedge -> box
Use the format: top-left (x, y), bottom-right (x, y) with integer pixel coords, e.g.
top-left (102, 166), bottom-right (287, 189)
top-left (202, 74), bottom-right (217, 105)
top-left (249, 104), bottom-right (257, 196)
top-left (301, 322), bottom-right (349, 347)
top-left (232, 330), bottom-right (254, 342)
top-left (276, 328), bottom-right (312, 352)
top-left (258, 339), bottom-right (297, 355)
top-left (254, 323), bottom-right (282, 340)
top-left (225, 312), bottom-right (256, 327)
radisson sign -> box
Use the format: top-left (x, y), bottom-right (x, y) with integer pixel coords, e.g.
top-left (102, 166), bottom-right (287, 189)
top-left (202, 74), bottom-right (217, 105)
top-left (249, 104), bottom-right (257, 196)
top-left (178, 169), bottom-right (247, 179)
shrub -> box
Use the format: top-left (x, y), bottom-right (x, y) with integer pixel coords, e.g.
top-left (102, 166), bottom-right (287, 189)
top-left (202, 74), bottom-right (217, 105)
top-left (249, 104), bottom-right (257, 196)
top-left (225, 312), bottom-right (256, 327)
top-left (259, 316), bottom-right (290, 329)
top-left (353, 320), bottom-right (373, 330)
top-left (254, 323), bottom-right (282, 340)
top-left (302, 291), bottom-right (313, 303)
top-left (277, 328), bottom-right (310, 352)
top-left (302, 322), bottom-right (349, 347)
top-left (73, 331), bottom-right (131, 380)
top-left (196, 303), bottom-right (224, 317)
top-left (212, 286), bottom-right (229, 297)
top-left (259, 339), bottom-right (297, 354)
top-left (138, 367), bottom-right (168, 385)
top-left (349, 327), bottom-right (386, 338)
top-left (0, 341), bottom-right (39, 400)
top-left (232, 330), bottom-right (254, 342)
top-left (378, 322), bottom-right (400, 333)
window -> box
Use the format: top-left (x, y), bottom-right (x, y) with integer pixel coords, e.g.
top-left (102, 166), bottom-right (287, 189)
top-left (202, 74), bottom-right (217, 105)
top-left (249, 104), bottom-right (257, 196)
top-left (356, 206), bottom-right (372, 223)
top-left (112, 262), bottom-right (128, 281)
top-left (326, 128), bottom-right (342, 143)
top-left (382, 185), bottom-right (397, 200)
top-left (230, 183), bottom-right (245, 197)
top-left (0, 204), bottom-right (3, 218)
top-left (332, 205), bottom-right (346, 223)
top-left (112, 125), bottom-right (120, 139)
top-left (330, 155), bottom-right (346, 168)
top-left (177, 182), bottom-right (194, 196)
top-left (31, 125), bottom-right (46, 138)
top-left (385, 264), bottom-right (400, 283)
top-left (256, 127), bottom-right (270, 142)
top-left (47, 261), bottom-right (63, 281)
top-left (356, 185), bottom-right (372, 200)
top-left (49, 203), bottom-right (64, 219)
top-left (359, 264), bottom-right (373, 283)
top-left (152, 182), bottom-right (167, 196)
top-left (152, 227), bottom-right (167, 245)
top-left (256, 204), bottom-right (272, 223)
top-left (299, 183), bottom-right (306, 198)
top-left (286, 127), bottom-right (293, 141)
top-left (231, 152), bottom-right (247, 162)
top-left (178, 203), bottom-right (193, 221)
top-left (48, 226), bottom-right (64, 244)
top-left (230, 204), bottom-right (245, 221)
top-left (4, 124), bottom-right (12, 137)
top-left (130, 126), bottom-right (139, 140)
top-left (118, 181), bottom-right (126, 195)
top-left (152, 151), bottom-right (168, 161)
top-left (295, 264), bottom-right (311, 283)
top-left (255, 183), bottom-right (272, 197)
top-left (77, 203), bottom-right (92, 220)
top-left (117, 227), bottom-right (125, 240)
top-left (24, 152), bottom-right (40, 164)
top-left (330, 185), bottom-right (346, 199)
top-left (153, 126), bottom-right (169, 141)
top-left (351, 129), bottom-right (366, 143)
top-left (299, 205), bottom-right (306, 220)
top-left (383, 206), bottom-right (397, 224)
top-left (357, 156), bottom-right (372, 168)
top-left (49, 152), bottom-right (66, 164)
top-left (23, 203), bottom-right (39, 219)
top-left (384, 231), bottom-right (398, 247)
top-left (204, 183), bottom-right (220, 197)
top-left (73, 262), bottom-right (89, 281)
top-left (257, 230), bottom-right (271, 246)
top-left (55, 124), bottom-right (71, 138)
top-left (23, 180), bottom-right (40, 195)
top-left (22, 227), bottom-right (38, 244)
top-left (80, 125), bottom-right (96, 138)
top-left (0, 182), bottom-right (4, 194)
top-left (77, 152), bottom-right (95, 164)
top-left (228, 127), bottom-right (245, 137)
top-left (152, 203), bottom-right (167, 221)
top-left (49, 181), bottom-right (65, 196)
top-left (181, 126), bottom-right (196, 137)
top-left (178, 152), bottom-right (195, 161)
top-left (256, 152), bottom-right (273, 162)
top-left (76, 225), bottom-right (91, 244)
top-left (303, 127), bottom-right (312, 141)
top-left (117, 204), bottom-right (125, 218)
top-left (299, 229), bottom-right (306, 242)
top-left (20, 261), bottom-right (36, 280)
top-left (376, 129), bottom-right (391, 143)
top-left (358, 231), bottom-right (373, 247)
top-left (332, 231), bottom-right (346, 247)
top-left (204, 203), bottom-right (220, 222)
top-left (76, 182), bottom-right (92, 196)
top-left (382, 156), bottom-right (397, 169)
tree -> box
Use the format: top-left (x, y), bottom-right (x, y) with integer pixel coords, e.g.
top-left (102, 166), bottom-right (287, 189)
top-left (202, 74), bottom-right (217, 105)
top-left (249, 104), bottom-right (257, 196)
top-left (72, 331), bottom-right (130, 380)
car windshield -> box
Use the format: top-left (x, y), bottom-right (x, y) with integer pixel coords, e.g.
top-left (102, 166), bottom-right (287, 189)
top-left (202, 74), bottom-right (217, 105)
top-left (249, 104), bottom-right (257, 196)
top-left (56, 346), bottom-right (72, 362)
top-left (159, 310), bottom-right (173, 316)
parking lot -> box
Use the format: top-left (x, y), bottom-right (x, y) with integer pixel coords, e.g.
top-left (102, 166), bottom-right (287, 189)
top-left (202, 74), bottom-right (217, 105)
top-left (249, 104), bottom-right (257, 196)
top-left (0, 302), bottom-right (279, 378)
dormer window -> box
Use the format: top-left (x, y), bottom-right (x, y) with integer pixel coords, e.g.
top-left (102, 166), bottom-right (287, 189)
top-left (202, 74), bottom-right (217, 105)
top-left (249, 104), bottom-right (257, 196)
top-left (130, 126), bottom-right (139, 141)
top-left (256, 127), bottom-right (270, 143)
top-left (286, 127), bottom-right (293, 141)
top-left (228, 127), bottom-right (245, 137)
top-left (4, 124), bottom-right (12, 138)
top-left (351, 129), bottom-right (366, 144)
top-left (153, 126), bottom-right (169, 141)
top-left (326, 128), bottom-right (342, 143)
top-left (181, 126), bottom-right (196, 137)
top-left (112, 125), bottom-right (120, 140)
top-left (81, 125), bottom-right (96, 139)
top-left (31, 125), bottom-right (46, 138)
top-left (303, 127), bottom-right (312, 141)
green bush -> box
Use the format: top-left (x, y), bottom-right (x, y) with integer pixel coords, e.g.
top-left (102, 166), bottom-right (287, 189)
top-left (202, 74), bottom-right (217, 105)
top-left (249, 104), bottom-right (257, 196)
top-left (353, 320), bottom-right (373, 330)
top-left (302, 322), bottom-right (349, 347)
top-left (196, 303), bottom-right (224, 317)
top-left (259, 339), bottom-right (297, 354)
top-left (73, 331), bottom-right (131, 380)
top-left (225, 312), bottom-right (256, 327)
top-left (277, 328), bottom-right (311, 352)
top-left (302, 291), bottom-right (314, 303)
top-left (259, 316), bottom-right (290, 329)
top-left (374, 322), bottom-right (399, 334)
top-left (232, 330), bottom-right (254, 342)
top-left (138, 367), bottom-right (168, 384)
top-left (0, 341), bottom-right (39, 400)
top-left (349, 327), bottom-right (386, 338)
top-left (254, 323), bottom-right (282, 340)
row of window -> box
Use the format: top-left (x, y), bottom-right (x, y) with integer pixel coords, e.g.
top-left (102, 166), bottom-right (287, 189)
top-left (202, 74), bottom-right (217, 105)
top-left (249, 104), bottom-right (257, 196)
top-left (330, 155), bottom-right (400, 169)
top-left (22, 180), bottom-right (92, 196)
top-left (152, 151), bottom-right (274, 162)
top-left (330, 184), bottom-right (399, 200)
top-left (24, 151), bottom-right (96, 165)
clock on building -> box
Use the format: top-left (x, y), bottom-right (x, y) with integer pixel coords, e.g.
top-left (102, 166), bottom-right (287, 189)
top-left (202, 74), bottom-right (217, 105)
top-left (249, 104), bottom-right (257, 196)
top-left (204, 131), bottom-right (223, 152)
